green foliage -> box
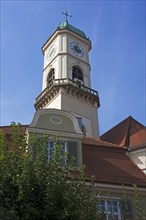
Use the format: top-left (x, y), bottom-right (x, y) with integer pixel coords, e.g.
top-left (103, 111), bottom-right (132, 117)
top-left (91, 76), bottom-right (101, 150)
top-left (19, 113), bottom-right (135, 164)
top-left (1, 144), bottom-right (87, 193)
top-left (1, 123), bottom-right (145, 220)
top-left (121, 186), bottom-right (133, 220)
top-left (0, 124), bottom-right (97, 220)
top-left (133, 184), bottom-right (146, 220)
top-left (121, 184), bottom-right (146, 220)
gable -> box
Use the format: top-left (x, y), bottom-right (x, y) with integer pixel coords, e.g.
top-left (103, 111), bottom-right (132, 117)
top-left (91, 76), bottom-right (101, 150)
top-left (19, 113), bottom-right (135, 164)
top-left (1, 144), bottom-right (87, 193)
top-left (28, 109), bottom-right (83, 138)
top-left (100, 116), bottom-right (146, 149)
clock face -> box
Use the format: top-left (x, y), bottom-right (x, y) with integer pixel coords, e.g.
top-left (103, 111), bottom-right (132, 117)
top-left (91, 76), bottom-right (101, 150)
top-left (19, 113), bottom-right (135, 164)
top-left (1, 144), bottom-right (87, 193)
top-left (70, 42), bottom-right (84, 57)
top-left (46, 44), bottom-right (57, 61)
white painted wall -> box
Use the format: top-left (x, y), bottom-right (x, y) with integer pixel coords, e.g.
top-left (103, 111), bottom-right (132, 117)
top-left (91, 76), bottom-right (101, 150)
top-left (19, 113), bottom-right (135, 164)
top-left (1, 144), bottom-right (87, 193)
top-left (45, 93), bottom-right (62, 109)
top-left (129, 147), bottom-right (146, 173)
top-left (61, 91), bottom-right (99, 138)
top-left (42, 31), bottom-right (92, 90)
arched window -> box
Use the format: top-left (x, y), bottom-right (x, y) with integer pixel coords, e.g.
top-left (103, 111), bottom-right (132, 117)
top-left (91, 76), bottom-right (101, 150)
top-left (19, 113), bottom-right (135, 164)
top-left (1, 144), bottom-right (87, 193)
top-left (72, 66), bottom-right (83, 82)
top-left (47, 68), bottom-right (55, 87)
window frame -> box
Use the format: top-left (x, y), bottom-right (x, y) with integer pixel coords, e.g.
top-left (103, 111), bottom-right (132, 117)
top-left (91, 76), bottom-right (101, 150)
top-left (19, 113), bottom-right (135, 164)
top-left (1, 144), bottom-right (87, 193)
top-left (48, 140), bottom-right (68, 161)
top-left (97, 198), bottom-right (121, 220)
top-left (47, 68), bottom-right (55, 88)
top-left (72, 66), bottom-right (83, 83)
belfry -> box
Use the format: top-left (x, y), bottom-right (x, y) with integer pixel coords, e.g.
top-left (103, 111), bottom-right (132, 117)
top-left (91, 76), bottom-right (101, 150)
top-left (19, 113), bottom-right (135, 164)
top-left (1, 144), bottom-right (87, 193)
top-left (34, 18), bottom-right (100, 138)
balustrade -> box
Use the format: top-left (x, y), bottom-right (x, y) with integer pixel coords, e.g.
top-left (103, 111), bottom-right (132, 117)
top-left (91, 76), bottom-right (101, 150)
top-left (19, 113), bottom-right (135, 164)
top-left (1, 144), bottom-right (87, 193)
top-left (35, 78), bottom-right (99, 104)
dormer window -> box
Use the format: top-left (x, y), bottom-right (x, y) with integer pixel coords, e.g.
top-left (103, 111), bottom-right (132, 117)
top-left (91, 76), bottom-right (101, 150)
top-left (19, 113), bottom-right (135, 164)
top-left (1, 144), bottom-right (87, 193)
top-left (47, 68), bottom-right (55, 87)
top-left (72, 66), bottom-right (83, 84)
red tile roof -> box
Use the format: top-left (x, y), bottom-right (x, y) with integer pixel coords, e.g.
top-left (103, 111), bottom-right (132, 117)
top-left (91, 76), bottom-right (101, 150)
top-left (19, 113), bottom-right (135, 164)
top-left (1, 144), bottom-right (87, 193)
top-left (0, 125), bottom-right (28, 149)
top-left (0, 125), bottom-right (28, 134)
top-left (82, 136), bottom-right (122, 148)
top-left (100, 116), bottom-right (146, 149)
top-left (82, 143), bottom-right (146, 187)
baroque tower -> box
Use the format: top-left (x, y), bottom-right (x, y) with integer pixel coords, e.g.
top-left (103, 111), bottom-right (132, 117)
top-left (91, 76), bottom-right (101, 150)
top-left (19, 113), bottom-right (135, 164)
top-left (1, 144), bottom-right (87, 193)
top-left (34, 20), bottom-right (100, 138)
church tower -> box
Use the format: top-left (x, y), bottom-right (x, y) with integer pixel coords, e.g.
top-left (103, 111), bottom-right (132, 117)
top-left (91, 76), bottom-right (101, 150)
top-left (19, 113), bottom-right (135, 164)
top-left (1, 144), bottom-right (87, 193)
top-left (34, 19), bottom-right (100, 138)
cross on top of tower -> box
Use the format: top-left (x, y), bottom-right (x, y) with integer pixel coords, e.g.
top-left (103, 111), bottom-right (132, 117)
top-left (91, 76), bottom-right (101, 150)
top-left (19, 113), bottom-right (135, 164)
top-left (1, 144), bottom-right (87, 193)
top-left (62, 11), bottom-right (72, 22)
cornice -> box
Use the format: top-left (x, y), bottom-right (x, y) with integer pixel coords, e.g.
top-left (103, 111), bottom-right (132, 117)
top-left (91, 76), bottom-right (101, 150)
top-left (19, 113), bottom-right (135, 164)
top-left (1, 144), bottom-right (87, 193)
top-left (27, 127), bottom-right (83, 139)
top-left (34, 82), bottom-right (100, 111)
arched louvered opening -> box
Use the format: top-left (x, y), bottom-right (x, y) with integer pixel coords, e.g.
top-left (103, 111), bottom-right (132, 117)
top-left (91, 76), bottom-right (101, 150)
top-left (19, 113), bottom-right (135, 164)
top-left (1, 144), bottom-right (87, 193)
top-left (72, 66), bottom-right (83, 84)
top-left (47, 68), bottom-right (55, 87)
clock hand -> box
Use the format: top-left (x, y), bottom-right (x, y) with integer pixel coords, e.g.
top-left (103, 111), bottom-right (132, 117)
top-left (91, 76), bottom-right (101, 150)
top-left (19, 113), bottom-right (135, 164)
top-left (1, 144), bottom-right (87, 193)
top-left (74, 45), bottom-right (81, 53)
top-left (50, 48), bottom-right (55, 56)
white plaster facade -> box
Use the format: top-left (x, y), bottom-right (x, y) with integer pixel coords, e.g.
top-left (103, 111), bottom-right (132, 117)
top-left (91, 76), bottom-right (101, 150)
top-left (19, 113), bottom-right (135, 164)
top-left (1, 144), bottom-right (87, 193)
top-left (129, 146), bottom-right (146, 174)
top-left (42, 30), bottom-right (91, 90)
top-left (43, 89), bottom-right (99, 138)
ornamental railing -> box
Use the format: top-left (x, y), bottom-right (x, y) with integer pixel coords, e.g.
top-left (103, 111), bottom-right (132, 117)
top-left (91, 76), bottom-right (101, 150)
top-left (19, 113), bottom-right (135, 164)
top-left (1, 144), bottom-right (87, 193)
top-left (35, 78), bottom-right (99, 104)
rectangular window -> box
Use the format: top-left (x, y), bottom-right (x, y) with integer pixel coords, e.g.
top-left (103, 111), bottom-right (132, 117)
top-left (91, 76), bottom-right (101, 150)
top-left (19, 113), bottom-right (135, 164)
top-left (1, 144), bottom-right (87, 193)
top-left (97, 199), bottom-right (121, 220)
top-left (60, 141), bottom-right (68, 162)
top-left (48, 140), bottom-right (78, 165)
top-left (48, 140), bottom-right (67, 161)
top-left (48, 140), bottom-right (54, 160)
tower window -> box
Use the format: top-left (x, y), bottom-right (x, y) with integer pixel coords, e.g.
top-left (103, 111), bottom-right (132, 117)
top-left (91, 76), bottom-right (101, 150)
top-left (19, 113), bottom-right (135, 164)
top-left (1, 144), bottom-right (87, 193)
top-left (72, 66), bottom-right (83, 82)
top-left (47, 68), bottom-right (55, 87)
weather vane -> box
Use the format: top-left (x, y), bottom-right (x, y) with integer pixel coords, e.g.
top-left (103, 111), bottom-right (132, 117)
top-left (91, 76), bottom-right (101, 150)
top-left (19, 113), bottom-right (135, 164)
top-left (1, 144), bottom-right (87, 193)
top-left (62, 11), bottom-right (72, 22)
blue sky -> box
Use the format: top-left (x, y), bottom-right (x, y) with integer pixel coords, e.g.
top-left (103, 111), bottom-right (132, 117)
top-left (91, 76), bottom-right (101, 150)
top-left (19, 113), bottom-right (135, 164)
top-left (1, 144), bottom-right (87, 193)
top-left (1, 0), bottom-right (145, 135)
